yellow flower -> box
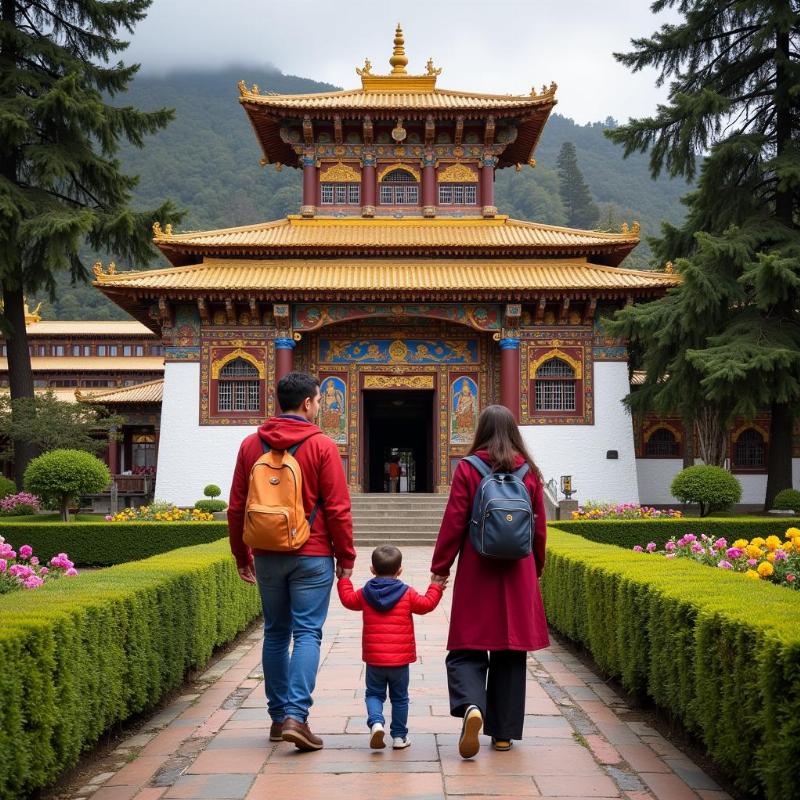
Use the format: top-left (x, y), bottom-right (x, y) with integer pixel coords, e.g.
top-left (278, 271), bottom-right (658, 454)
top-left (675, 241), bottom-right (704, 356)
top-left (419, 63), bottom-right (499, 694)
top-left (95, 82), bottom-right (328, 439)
top-left (757, 561), bottom-right (774, 578)
top-left (745, 569), bottom-right (761, 580)
top-left (750, 537), bottom-right (766, 548)
top-left (783, 540), bottom-right (794, 551)
top-left (765, 535), bottom-right (782, 552)
top-left (733, 539), bottom-right (748, 549)
top-left (766, 552), bottom-right (776, 563)
top-left (786, 527), bottom-right (800, 539)
top-left (746, 544), bottom-right (763, 560)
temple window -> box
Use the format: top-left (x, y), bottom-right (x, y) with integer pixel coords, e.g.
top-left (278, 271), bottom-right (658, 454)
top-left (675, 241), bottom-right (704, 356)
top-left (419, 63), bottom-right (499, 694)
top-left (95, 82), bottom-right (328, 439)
top-left (379, 168), bottom-right (419, 205)
top-left (438, 184), bottom-right (477, 205)
top-left (733, 427), bottom-right (766, 469)
top-left (644, 427), bottom-right (680, 457)
top-left (321, 183), bottom-right (360, 205)
top-left (534, 357), bottom-right (576, 412)
top-left (217, 357), bottom-right (261, 412)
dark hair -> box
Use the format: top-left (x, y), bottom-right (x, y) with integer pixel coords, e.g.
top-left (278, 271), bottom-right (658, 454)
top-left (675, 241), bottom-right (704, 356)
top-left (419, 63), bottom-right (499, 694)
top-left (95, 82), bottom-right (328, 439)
top-left (277, 371), bottom-right (320, 412)
top-left (468, 404), bottom-right (542, 480)
top-left (372, 544), bottom-right (402, 576)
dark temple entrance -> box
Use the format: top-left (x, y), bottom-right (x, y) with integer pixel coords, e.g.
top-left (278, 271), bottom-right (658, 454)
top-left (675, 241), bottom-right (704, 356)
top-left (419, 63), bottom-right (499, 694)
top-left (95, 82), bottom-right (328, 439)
top-left (363, 390), bottom-right (435, 493)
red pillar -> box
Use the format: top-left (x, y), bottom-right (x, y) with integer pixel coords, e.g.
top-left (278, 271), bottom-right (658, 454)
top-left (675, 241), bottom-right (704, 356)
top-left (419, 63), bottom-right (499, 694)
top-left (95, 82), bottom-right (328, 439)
top-left (482, 156), bottom-right (497, 217)
top-left (362, 154), bottom-right (376, 217)
top-left (301, 153), bottom-right (316, 217)
top-left (108, 430), bottom-right (120, 475)
top-left (422, 154), bottom-right (436, 217)
top-left (499, 338), bottom-right (520, 422)
top-left (274, 338), bottom-right (295, 411)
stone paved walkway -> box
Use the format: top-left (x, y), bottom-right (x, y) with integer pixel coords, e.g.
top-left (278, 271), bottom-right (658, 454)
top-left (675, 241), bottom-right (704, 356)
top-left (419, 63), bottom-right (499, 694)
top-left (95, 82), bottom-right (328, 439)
top-left (67, 548), bottom-right (732, 800)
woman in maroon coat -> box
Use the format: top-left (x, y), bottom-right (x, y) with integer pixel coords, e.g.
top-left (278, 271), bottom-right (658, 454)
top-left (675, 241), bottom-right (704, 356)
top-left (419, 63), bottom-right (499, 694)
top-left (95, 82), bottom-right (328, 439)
top-left (431, 404), bottom-right (548, 758)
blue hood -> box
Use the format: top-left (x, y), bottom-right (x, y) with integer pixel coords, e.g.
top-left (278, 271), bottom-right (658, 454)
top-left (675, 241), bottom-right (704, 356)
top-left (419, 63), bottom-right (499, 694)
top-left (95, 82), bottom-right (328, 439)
top-left (362, 577), bottom-right (409, 612)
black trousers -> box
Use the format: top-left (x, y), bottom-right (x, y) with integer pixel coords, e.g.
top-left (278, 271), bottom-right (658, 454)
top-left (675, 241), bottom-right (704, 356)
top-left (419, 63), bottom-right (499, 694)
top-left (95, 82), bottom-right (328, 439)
top-left (445, 649), bottom-right (527, 740)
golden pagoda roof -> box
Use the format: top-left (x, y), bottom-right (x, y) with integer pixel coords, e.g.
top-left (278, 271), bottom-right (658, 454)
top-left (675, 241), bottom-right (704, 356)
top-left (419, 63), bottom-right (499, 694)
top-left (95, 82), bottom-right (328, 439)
top-left (94, 257), bottom-right (680, 299)
top-left (239, 25), bottom-right (556, 169)
top-left (154, 216), bottom-right (640, 267)
top-left (0, 357), bottom-right (164, 372)
top-left (16, 320), bottom-right (155, 336)
top-left (78, 378), bottom-right (163, 404)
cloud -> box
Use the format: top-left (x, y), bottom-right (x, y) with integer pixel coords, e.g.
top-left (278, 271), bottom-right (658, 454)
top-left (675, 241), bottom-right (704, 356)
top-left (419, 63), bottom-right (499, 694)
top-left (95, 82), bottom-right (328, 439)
top-left (127, 0), bottom-right (677, 124)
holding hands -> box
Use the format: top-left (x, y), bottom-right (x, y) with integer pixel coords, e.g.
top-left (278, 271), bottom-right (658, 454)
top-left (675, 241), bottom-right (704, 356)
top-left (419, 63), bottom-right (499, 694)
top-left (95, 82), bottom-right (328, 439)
top-left (430, 573), bottom-right (448, 588)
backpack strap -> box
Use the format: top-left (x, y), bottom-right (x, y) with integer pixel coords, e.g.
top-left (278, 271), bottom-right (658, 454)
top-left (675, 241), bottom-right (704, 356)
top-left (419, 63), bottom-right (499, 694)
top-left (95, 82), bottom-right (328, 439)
top-left (260, 434), bottom-right (323, 527)
top-left (512, 463), bottom-right (531, 480)
top-left (463, 454), bottom-right (491, 478)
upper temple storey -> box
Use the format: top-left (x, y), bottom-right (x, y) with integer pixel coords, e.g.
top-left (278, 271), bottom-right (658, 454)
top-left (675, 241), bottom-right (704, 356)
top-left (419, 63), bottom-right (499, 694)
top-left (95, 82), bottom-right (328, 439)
top-left (236, 24), bottom-right (556, 219)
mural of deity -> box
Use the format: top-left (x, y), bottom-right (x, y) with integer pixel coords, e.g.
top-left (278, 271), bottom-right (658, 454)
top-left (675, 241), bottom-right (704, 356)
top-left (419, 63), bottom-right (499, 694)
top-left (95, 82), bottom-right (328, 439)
top-left (451, 377), bottom-right (478, 444)
top-left (320, 377), bottom-right (347, 444)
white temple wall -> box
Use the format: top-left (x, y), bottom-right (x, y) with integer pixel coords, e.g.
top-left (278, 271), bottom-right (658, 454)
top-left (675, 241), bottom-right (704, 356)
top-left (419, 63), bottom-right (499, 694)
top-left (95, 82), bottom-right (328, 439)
top-left (520, 361), bottom-right (640, 505)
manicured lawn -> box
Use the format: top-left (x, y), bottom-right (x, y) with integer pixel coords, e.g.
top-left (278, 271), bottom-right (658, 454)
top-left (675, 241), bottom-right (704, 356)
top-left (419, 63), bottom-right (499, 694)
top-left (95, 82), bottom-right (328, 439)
top-left (0, 513), bottom-right (105, 523)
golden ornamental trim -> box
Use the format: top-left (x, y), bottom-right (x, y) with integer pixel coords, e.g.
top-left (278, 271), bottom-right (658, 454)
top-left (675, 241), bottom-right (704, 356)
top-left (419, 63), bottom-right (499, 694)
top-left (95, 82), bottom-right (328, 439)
top-left (364, 374), bottom-right (434, 390)
top-left (378, 163), bottom-right (420, 182)
top-left (438, 163), bottom-right (478, 183)
top-left (643, 421), bottom-right (683, 444)
top-left (530, 348), bottom-right (583, 380)
top-left (731, 421), bottom-right (769, 444)
top-left (210, 348), bottom-right (266, 380)
top-left (320, 162), bottom-right (361, 183)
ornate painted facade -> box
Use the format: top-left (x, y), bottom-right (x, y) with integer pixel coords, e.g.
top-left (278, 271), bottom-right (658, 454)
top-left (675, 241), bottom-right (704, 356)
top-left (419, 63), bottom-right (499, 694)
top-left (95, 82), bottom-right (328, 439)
top-left (94, 27), bottom-right (688, 504)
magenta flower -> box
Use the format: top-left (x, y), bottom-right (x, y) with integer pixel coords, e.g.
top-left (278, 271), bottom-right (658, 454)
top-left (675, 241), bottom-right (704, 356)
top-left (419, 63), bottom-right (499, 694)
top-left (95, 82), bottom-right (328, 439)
top-left (691, 543), bottom-right (704, 554)
top-left (19, 544), bottom-right (32, 559)
top-left (39, 566), bottom-right (48, 575)
top-left (713, 538), bottom-right (727, 550)
top-left (774, 550), bottom-right (788, 561)
top-left (726, 547), bottom-right (744, 559)
top-left (646, 542), bottom-right (657, 552)
top-left (717, 560), bottom-right (733, 570)
top-left (632, 545), bottom-right (643, 553)
top-left (105, 514), bottom-right (113, 521)
top-left (65, 568), bottom-right (78, 577)
top-left (665, 541), bottom-right (676, 552)
top-left (747, 558), bottom-right (758, 567)
top-left (23, 575), bottom-right (43, 589)
top-left (30, 556), bottom-right (39, 565)
top-left (0, 559), bottom-right (6, 573)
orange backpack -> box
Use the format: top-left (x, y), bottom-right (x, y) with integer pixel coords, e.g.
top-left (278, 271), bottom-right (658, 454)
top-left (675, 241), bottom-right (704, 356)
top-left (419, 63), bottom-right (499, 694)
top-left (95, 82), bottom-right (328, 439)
top-left (243, 437), bottom-right (321, 552)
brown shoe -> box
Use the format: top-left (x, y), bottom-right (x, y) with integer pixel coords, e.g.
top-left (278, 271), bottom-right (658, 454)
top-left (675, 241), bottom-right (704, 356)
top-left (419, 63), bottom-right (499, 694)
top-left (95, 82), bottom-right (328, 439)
top-left (281, 717), bottom-right (324, 751)
top-left (269, 721), bottom-right (284, 742)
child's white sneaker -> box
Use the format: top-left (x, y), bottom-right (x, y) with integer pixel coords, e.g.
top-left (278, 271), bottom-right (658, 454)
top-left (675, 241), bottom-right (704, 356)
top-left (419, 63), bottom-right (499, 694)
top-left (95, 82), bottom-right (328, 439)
top-left (392, 736), bottom-right (411, 749)
top-left (369, 722), bottom-right (386, 749)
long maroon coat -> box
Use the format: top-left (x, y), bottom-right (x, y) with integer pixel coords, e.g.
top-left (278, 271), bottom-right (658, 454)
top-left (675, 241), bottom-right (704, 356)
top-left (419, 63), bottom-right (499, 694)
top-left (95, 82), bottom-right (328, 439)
top-left (430, 450), bottom-right (549, 652)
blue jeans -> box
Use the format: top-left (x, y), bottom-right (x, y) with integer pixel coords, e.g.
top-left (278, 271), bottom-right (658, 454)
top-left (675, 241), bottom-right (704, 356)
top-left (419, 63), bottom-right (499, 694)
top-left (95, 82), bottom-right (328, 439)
top-left (365, 664), bottom-right (410, 738)
top-left (254, 554), bottom-right (334, 724)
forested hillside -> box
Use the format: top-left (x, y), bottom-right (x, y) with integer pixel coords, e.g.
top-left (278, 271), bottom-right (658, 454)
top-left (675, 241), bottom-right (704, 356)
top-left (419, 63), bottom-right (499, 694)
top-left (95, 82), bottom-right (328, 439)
top-left (35, 66), bottom-right (688, 320)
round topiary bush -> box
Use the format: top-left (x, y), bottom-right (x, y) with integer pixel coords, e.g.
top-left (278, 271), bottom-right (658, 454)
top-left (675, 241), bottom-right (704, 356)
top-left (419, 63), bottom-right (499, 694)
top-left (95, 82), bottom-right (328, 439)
top-left (203, 484), bottom-right (221, 498)
top-left (670, 465), bottom-right (742, 517)
top-left (24, 449), bottom-right (111, 522)
top-left (194, 499), bottom-right (228, 513)
top-left (774, 488), bottom-right (800, 514)
top-left (0, 476), bottom-right (16, 499)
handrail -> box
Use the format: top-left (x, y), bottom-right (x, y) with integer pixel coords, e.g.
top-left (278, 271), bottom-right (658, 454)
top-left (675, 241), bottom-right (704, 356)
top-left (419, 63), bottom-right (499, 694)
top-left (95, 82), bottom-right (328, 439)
top-left (542, 477), bottom-right (559, 521)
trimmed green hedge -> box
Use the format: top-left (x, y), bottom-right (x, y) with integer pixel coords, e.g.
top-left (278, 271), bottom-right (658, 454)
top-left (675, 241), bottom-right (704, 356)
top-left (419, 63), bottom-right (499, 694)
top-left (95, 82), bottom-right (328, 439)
top-left (0, 522), bottom-right (228, 566)
top-left (0, 539), bottom-right (262, 799)
top-left (541, 527), bottom-right (800, 799)
top-left (551, 518), bottom-right (795, 550)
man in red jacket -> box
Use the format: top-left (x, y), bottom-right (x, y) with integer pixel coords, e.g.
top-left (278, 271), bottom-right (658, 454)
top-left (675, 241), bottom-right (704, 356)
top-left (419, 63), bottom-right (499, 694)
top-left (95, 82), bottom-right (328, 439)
top-left (338, 544), bottom-right (446, 750)
top-left (229, 371), bottom-right (355, 752)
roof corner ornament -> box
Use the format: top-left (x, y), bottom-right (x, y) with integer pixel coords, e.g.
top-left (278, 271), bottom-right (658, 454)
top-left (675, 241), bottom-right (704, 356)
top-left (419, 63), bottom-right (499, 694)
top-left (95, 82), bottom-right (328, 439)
top-left (389, 23), bottom-right (408, 75)
top-left (92, 261), bottom-right (116, 278)
top-left (237, 79), bottom-right (247, 96)
top-left (426, 58), bottom-right (442, 77)
top-left (356, 58), bottom-right (373, 77)
top-left (632, 220), bottom-right (641, 235)
top-left (621, 222), bottom-right (629, 234)
top-left (251, 83), bottom-right (260, 96)
top-left (152, 221), bottom-right (172, 238)
top-left (664, 261), bottom-right (674, 274)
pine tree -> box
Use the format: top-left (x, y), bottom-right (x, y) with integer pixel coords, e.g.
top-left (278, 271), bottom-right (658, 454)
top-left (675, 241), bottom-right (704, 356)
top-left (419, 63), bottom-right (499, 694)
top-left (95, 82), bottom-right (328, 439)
top-left (607, 0), bottom-right (800, 510)
top-left (556, 141), bottom-right (600, 229)
top-left (0, 0), bottom-right (181, 482)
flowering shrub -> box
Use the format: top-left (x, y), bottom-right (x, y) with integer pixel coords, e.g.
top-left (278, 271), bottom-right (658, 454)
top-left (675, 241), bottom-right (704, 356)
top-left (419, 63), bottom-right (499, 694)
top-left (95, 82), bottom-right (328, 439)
top-left (632, 526), bottom-right (800, 589)
top-left (572, 501), bottom-right (682, 520)
top-left (0, 491), bottom-right (42, 516)
top-left (108, 500), bottom-right (214, 522)
top-left (0, 535), bottom-right (78, 592)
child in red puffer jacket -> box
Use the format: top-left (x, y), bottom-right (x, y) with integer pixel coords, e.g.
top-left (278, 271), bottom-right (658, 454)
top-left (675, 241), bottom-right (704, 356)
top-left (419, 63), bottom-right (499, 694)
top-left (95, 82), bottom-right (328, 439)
top-left (337, 544), bottom-right (446, 750)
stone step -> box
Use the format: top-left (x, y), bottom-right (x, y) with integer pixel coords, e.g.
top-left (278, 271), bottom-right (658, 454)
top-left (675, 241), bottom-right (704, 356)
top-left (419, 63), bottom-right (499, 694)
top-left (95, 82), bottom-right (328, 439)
top-left (351, 502), bottom-right (448, 510)
top-left (353, 513), bottom-right (444, 521)
top-left (354, 537), bottom-right (437, 546)
top-left (355, 521), bottom-right (441, 530)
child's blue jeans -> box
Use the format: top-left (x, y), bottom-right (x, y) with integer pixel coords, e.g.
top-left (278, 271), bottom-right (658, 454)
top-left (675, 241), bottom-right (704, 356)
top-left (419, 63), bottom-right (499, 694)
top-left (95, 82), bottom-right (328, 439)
top-left (365, 664), bottom-right (410, 738)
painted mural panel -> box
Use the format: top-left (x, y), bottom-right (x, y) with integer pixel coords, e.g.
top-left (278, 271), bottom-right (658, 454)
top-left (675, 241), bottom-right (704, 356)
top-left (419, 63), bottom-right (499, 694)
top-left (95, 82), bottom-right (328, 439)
top-left (319, 375), bottom-right (347, 445)
top-left (450, 376), bottom-right (479, 444)
top-left (319, 338), bottom-right (478, 364)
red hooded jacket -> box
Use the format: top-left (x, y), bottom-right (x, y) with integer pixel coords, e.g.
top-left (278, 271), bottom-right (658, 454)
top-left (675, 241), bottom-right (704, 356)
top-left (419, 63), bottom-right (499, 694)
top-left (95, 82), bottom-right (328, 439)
top-left (337, 577), bottom-right (443, 667)
top-left (228, 415), bottom-right (356, 570)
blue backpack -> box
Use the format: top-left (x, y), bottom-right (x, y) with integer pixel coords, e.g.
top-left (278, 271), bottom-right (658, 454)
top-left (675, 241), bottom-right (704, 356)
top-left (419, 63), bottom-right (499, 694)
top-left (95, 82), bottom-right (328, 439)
top-left (464, 456), bottom-right (534, 560)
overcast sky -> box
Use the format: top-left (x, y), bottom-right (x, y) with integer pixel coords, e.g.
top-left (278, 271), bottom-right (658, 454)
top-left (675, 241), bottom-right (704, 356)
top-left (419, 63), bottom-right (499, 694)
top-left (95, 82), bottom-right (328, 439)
top-left (126, 0), bottom-right (678, 125)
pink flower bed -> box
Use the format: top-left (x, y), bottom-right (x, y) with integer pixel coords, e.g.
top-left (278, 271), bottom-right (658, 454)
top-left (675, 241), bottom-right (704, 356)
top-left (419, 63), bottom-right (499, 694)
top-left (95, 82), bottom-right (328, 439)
top-left (572, 501), bottom-right (682, 520)
top-left (0, 535), bottom-right (78, 592)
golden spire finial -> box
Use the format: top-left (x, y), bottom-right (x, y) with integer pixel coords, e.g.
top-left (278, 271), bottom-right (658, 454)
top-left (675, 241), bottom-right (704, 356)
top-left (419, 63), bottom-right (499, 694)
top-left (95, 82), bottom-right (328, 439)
top-left (389, 23), bottom-right (408, 74)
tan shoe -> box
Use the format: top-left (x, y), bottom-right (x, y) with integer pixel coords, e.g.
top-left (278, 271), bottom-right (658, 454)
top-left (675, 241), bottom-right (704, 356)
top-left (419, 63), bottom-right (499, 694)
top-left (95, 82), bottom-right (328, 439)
top-left (458, 705), bottom-right (483, 759)
top-left (492, 738), bottom-right (512, 751)
top-left (281, 717), bottom-right (324, 751)
top-left (269, 721), bottom-right (284, 742)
